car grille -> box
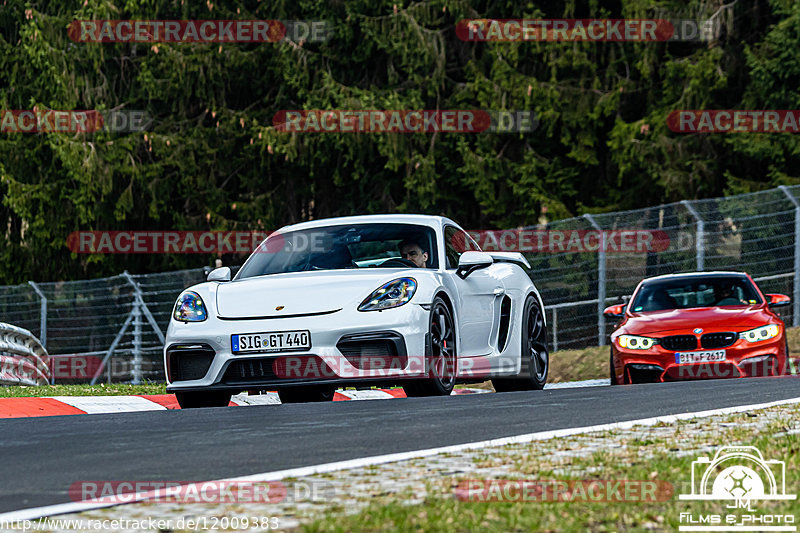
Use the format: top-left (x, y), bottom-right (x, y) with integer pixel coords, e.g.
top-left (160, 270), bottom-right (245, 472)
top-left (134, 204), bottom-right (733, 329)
top-left (167, 344), bottom-right (215, 382)
top-left (660, 335), bottom-right (698, 351)
top-left (222, 356), bottom-right (336, 383)
top-left (700, 332), bottom-right (737, 349)
top-left (223, 359), bottom-right (279, 382)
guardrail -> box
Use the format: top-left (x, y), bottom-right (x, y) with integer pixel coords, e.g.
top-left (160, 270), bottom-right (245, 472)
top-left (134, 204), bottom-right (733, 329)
top-left (0, 322), bottom-right (51, 386)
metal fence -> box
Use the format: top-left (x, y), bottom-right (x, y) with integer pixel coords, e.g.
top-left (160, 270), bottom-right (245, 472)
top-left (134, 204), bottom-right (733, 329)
top-left (528, 185), bottom-right (800, 350)
top-left (1, 185), bottom-right (799, 382)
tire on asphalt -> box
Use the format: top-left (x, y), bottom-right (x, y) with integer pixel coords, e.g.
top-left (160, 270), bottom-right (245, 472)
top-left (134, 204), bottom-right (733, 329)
top-left (278, 386), bottom-right (336, 403)
top-left (609, 347), bottom-right (618, 385)
top-left (175, 391), bottom-right (232, 409)
top-left (493, 294), bottom-right (549, 392)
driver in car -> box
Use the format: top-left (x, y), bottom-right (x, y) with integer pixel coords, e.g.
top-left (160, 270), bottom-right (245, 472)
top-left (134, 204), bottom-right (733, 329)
top-left (714, 283), bottom-right (747, 305)
top-left (399, 239), bottom-right (429, 268)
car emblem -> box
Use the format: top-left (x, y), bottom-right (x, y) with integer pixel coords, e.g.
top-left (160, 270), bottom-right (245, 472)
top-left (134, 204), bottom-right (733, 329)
top-left (275, 306), bottom-right (285, 311)
top-left (693, 328), bottom-right (703, 334)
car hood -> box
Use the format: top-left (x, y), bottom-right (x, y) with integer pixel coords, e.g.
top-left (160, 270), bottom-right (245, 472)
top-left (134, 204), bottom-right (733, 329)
top-left (622, 306), bottom-right (773, 335)
top-left (216, 269), bottom-right (417, 318)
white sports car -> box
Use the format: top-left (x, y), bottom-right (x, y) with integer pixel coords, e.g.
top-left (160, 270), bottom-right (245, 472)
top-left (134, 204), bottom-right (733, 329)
top-left (164, 215), bottom-right (548, 407)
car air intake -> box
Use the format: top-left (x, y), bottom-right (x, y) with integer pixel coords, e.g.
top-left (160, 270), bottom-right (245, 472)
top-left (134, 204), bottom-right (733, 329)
top-left (700, 332), bottom-right (737, 349)
top-left (660, 335), bottom-right (698, 351)
top-left (497, 296), bottom-right (512, 352)
top-left (167, 344), bottom-right (215, 382)
top-left (336, 332), bottom-right (407, 370)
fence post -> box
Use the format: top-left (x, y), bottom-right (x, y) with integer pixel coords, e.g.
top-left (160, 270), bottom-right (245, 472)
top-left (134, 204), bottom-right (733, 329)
top-left (584, 214), bottom-right (606, 346)
top-left (551, 307), bottom-right (558, 352)
top-left (27, 281), bottom-right (46, 349)
top-left (122, 271), bottom-right (143, 384)
top-left (779, 186), bottom-right (800, 327)
top-left (681, 200), bottom-right (704, 271)
top-left (27, 282), bottom-right (50, 384)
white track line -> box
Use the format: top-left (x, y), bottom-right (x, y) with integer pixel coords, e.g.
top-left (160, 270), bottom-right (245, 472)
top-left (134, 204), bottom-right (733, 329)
top-left (4, 395), bottom-right (800, 522)
top-left (544, 378), bottom-right (610, 389)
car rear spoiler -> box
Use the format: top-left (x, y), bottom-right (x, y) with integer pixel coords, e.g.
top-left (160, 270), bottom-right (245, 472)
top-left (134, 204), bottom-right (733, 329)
top-left (487, 252), bottom-right (531, 270)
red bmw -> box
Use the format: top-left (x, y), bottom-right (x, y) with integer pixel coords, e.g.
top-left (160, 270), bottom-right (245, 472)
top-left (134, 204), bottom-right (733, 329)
top-left (605, 271), bottom-right (792, 384)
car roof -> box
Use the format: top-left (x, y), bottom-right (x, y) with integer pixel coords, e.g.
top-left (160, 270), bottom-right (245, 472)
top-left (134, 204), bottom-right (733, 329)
top-left (640, 271), bottom-right (749, 284)
top-left (277, 214), bottom-right (457, 233)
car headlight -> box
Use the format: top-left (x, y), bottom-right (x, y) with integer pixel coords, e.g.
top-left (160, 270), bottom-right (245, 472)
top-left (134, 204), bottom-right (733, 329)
top-left (618, 335), bottom-right (657, 350)
top-left (358, 278), bottom-right (417, 311)
top-left (173, 291), bottom-right (208, 322)
top-left (739, 324), bottom-right (780, 343)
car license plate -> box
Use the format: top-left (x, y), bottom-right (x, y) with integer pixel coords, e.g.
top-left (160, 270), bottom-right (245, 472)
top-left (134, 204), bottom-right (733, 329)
top-left (674, 350), bottom-right (726, 364)
top-left (231, 330), bottom-right (311, 354)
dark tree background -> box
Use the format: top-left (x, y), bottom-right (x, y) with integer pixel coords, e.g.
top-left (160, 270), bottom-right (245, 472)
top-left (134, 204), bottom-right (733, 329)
top-left (0, 0), bottom-right (798, 283)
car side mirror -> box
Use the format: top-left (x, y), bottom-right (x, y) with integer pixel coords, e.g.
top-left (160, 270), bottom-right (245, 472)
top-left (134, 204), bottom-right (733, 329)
top-left (603, 304), bottom-right (626, 318)
top-left (767, 293), bottom-right (791, 308)
top-left (457, 251), bottom-right (493, 279)
top-left (207, 266), bottom-right (231, 282)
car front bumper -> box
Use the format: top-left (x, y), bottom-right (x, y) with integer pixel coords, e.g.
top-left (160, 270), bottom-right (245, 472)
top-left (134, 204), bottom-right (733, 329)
top-left (164, 303), bottom-right (432, 392)
top-left (612, 334), bottom-right (788, 383)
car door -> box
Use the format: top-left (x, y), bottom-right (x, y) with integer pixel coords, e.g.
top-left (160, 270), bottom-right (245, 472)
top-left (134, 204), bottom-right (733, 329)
top-left (444, 226), bottom-right (504, 356)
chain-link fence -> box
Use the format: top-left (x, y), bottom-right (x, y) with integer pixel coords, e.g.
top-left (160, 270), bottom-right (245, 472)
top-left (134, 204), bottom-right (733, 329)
top-left (2, 185), bottom-right (799, 382)
top-left (526, 185), bottom-right (800, 350)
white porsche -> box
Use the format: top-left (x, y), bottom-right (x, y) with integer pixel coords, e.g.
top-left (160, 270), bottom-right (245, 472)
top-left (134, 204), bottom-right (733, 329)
top-left (164, 215), bottom-right (548, 407)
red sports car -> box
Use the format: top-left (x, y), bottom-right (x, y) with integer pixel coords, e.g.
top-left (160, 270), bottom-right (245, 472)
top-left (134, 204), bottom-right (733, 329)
top-left (604, 271), bottom-right (792, 384)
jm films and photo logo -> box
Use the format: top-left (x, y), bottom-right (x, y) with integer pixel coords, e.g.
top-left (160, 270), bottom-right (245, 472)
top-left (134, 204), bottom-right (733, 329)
top-left (456, 479), bottom-right (674, 502)
top-left (69, 480), bottom-right (333, 505)
top-left (0, 110), bottom-right (150, 133)
top-left (272, 110), bottom-right (537, 133)
top-left (455, 18), bottom-right (722, 42)
top-left (68, 20), bottom-right (332, 43)
top-left (679, 446), bottom-right (796, 532)
top-left (668, 110), bottom-right (800, 133)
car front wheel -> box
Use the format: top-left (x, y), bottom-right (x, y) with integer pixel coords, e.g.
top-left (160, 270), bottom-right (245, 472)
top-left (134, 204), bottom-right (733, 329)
top-left (404, 296), bottom-right (457, 397)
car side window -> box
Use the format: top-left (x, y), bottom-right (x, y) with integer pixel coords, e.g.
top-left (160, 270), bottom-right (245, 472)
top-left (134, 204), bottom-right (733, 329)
top-left (444, 226), bottom-right (477, 269)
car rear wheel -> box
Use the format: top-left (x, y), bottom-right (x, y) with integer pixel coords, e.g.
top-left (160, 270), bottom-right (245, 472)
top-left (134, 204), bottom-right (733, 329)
top-left (493, 295), bottom-right (548, 391)
top-left (404, 296), bottom-right (457, 397)
top-left (175, 391), bottom-right (232, 409)
top-left (278, 386), bottom-right (336, 403)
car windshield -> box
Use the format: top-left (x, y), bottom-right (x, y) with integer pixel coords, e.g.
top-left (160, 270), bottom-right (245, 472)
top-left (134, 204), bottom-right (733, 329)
top-left (236, 223), bottom-right (438, 278)
top-left (629, 276), bottom-right (762, 312)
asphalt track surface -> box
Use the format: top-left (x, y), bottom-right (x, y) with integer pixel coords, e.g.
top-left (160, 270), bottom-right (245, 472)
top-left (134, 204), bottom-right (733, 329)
top-left (1, 377), bottom-right (799, 514)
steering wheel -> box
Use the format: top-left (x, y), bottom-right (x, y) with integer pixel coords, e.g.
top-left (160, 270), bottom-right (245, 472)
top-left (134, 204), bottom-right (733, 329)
top-left (378, 258), bottom-right (418, 268)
